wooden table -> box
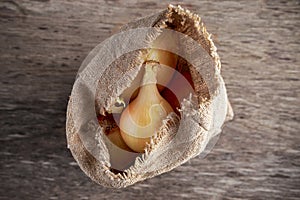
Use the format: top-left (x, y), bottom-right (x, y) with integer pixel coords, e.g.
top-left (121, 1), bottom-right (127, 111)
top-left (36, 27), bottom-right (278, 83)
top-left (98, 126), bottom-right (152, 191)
top-left (1, 0), bottom-right (299, 199)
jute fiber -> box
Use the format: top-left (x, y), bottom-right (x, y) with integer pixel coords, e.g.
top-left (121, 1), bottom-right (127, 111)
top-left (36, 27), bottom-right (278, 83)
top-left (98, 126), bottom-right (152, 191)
top-left (66, 5), bottom-right (233, 188)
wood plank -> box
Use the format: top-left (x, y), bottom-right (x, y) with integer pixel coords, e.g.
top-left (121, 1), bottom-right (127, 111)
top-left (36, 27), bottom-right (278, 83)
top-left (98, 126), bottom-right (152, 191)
top-left (1, 0), bottom-right (299, 199)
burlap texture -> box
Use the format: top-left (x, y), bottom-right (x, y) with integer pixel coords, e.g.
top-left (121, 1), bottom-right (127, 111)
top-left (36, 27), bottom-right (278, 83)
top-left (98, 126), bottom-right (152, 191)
top-left (66, 4), bottom-right (233, 188)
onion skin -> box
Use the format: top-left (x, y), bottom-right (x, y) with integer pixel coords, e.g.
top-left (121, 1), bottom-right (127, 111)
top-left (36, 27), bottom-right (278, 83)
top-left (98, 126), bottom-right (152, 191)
top-left (119, 64), bottom-right (174, 153)
top-left (119, 31), bottom-right (179, 152)
top-left (119, 132), bottom-right (151, 153)
top-left (107, 129), bottom-right (138, 171)
top-left (106, 128), bottom-right (132, 151)
top-left (161, 70), bottom-right (194, 111)
top-left (97, 115), bottom-right (132, 151)
top-left (115, 31), bottom-right (178, 113)
top-left (147, 49), bottom-right (178, 91)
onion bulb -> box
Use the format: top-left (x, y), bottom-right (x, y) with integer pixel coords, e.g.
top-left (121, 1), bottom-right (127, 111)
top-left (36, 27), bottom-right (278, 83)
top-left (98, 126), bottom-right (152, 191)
top-left (119, 63), bottom-right (174, 152)
top-left (110, 30), bottom-right (178, 115)
top-left (147, 30), bottom-right (178, 91)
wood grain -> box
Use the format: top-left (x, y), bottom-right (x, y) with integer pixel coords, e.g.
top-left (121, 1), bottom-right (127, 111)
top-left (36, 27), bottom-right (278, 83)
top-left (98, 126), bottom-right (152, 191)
top-left (1, 0), bottom-right (299, 199)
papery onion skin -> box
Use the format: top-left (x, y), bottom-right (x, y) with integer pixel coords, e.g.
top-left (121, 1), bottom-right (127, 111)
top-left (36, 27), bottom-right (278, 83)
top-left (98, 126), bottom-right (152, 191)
top-left (119, 64), bottom-right (174, 153)
top-left (106, 128), bottom-right (132, 151)
top-left (161, 70), bottom-right (194, 111)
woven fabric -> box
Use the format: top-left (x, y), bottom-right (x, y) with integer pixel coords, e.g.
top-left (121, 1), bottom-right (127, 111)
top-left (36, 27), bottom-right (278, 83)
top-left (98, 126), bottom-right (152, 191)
top-left (66, 5), bottom-right (233, 188)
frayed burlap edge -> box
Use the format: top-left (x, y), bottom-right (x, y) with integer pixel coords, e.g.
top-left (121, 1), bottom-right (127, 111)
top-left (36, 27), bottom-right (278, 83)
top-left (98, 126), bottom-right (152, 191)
top-left (66, 4), bottom-right (233, 188)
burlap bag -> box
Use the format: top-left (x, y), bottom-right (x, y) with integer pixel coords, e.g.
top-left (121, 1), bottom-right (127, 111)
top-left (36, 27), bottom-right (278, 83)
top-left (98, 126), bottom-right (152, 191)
top-left (66, 4), bottom-right (233, 188)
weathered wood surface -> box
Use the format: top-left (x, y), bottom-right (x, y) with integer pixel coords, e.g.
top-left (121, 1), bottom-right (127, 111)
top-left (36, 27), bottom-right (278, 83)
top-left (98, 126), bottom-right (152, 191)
top-left (1, 0), bottom-right (299, 199)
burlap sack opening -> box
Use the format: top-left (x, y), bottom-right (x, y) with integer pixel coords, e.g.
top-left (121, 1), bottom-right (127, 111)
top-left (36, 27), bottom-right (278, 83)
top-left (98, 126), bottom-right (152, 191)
top-left (66, 4), bottom-right (233, 188)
